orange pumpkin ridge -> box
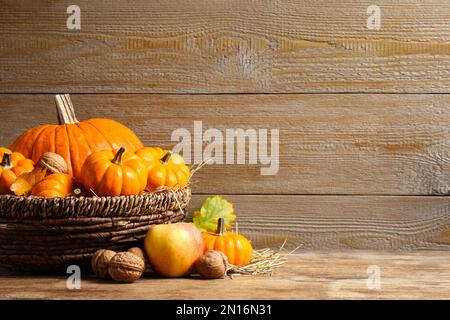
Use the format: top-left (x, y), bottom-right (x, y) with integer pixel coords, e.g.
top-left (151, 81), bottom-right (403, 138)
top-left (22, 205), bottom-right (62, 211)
top-left (202, 218), bottom-right (253, 266)
top-left (11, 94), bottom-right (143, 180)
top-left (136, 147), bottom-right (190, 191)
top-left (81, 147), bottom-right (148, 197)
top-left (0, 148), bottom-right (34, 195)
top-left (31, 173), bottom-right (73, 198)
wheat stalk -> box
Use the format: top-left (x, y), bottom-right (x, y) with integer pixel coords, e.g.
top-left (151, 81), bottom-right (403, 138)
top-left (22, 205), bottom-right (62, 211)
top-left (227, 240), bottom-right (302, 276)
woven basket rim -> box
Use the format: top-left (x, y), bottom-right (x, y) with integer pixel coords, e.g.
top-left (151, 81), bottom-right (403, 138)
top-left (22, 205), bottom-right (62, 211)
top-left (0, 187), bottom-right (189, 201)
top-left (0, 187), bottom-right (191, 219)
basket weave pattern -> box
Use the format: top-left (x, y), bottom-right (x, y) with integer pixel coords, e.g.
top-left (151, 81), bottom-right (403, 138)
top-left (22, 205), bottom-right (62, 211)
top-left (0, 188), bottom-right (191, 272)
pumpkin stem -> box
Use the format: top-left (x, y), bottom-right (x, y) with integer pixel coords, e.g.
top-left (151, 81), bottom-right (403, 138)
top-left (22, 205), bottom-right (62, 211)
top-left (216, 217), bottom-right (225, 235)
top-left (55, 94), bottom-right (79, 124)
top-left (160, 151), bottom-right (173, 164)
top-left (0, 153), bottom-right (12, 170)
top-left (112, 147), bottom-right (126, 165)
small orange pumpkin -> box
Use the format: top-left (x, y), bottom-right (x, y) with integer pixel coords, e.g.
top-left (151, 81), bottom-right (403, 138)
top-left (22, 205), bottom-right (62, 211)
top-left (202, 218), bottom-right (253, 266)
top-left (31, 173), bottom-right (73, 198)
top-left (81, 147), bottom-right (148, 196)
top-left (0, 147), bottom-right (34, 194)
top-left (135, 147), bottom-right (190, 191)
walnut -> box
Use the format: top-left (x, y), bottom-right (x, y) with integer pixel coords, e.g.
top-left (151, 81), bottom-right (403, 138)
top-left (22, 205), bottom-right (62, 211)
top-left (108, 252), bottom-right (146, 283)
top-left (127, 247), bottom-right (148, 270)
top-left (91, 249), bottom-right (116, 279)
top-left (195, 250), bottom-right (228, 279)
top-left (37, 152), bottom-right (68, 174)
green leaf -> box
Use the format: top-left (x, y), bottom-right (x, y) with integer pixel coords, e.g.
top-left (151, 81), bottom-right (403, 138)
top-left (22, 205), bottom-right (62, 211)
top-left (193, 195), bottom-right (236, 232)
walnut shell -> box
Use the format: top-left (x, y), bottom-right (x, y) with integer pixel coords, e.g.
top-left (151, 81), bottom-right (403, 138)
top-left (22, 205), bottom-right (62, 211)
top-left (108, 252), bottom-right (146, 283)
top-left (91, 249), bottom-right (116, 279)
top-left (37, 152), bottom-right (68, 174)
top-left (195, 250), bottom-right (228, 279)
top-left (127, 247), bottom-right (148, 270)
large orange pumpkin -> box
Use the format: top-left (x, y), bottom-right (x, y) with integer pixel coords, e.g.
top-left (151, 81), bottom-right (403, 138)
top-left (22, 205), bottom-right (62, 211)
top-left (0, 148), bottom-right (34, 194)
top-left (11, 95), bottom-right (143, 180)
top-left (31, 173), bottom-right (73, 198)
top-left (202, 218), bottom-right (253, 266)
top-left (135, 147), bottom-right (190, 191)
top-left (81, 147), bottom-right (148, 197)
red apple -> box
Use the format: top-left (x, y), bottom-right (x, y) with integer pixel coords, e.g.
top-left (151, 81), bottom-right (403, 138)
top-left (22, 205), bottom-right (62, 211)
top-left (144, 223), bottom-right (204, 277)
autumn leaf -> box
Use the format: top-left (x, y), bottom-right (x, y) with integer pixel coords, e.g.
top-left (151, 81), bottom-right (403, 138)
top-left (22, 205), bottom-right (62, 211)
top-left (10, 167), bottom-right (47, 196)
top-left (193, 196), bottom-right (236, 232)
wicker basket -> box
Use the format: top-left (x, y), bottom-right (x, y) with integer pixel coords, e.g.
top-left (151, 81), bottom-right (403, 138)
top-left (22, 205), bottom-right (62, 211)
top-left (0, 188), bottom-right (191, 272)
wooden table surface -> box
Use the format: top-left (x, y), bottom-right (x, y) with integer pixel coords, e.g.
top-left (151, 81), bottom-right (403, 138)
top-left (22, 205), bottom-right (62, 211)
top-left (1, 250), bottom-right (449, 300)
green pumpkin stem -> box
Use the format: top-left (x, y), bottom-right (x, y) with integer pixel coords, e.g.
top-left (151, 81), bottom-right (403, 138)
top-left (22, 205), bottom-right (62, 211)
top-left (112, 147), bottom-right (126, 165)
top-left (216, 218), bottom-right (225, 235)
top-left (0, 153), bottom-right (12, 170)
top-left (160, 151), bottom-right (173, 164)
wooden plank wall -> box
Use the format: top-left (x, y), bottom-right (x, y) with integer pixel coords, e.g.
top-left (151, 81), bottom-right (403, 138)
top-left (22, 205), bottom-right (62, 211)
top-left (1, 0), bottom-right (450, 250)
